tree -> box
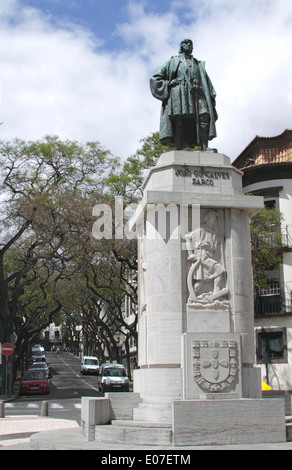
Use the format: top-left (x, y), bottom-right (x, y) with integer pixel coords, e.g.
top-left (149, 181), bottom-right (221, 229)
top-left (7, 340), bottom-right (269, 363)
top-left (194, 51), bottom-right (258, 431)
top-left (0, 135), bottom-right (115, 373)
top-left (250, 207), bottom-right (283, 288)
top-left (105, 132), bottom-right (172, 203)
top-left (0, 132), bottom-right (172, 385)
top-left (82, 238), bottom-right (138, 376)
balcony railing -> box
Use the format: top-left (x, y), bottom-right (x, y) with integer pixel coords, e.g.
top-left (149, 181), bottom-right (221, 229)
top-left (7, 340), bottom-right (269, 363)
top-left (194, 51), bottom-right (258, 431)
top-left (282, 226), bottom-right (292, 249)
top-left (252, 227), bottom-right (292, 250)
top-left (255, 284), bottom-right (292, 316)
top-left (260, 284), bottom-right (281, 296)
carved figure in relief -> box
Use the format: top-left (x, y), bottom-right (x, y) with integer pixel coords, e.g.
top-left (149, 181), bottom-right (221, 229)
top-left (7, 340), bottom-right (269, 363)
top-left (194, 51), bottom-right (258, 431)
top-left (185, 211), bottom-right (228, 308)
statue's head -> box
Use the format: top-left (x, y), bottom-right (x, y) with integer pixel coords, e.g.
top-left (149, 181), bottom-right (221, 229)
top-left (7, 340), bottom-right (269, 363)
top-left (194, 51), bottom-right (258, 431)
top-left (202, 211), bottom-right (218, 228)
top-left (179, 38), bottom-right (193, 54)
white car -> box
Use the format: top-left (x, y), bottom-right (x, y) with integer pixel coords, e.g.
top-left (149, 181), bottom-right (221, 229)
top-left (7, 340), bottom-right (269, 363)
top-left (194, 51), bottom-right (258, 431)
top-left (97, 363), bottom-right (129, 392)
top-left (31, 345), bottom-right (46, 362)
top-left (80, 356), bottom-right (100, 375)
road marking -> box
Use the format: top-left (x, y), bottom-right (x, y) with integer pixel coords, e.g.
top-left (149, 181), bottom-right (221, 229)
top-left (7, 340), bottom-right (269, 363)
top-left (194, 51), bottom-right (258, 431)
top-left (57, 355), bottom-right (100, 393)
top-left (50, 403), bottom-right (64, 409)
top-left (5, 401), bottom-right (80, 412)
top-left (81, 379), bottom-right (100, 392)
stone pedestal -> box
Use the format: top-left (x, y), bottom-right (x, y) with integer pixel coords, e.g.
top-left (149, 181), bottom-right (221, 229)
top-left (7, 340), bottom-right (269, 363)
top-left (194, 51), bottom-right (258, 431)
top-left (132, 151), bottom-right (262, 413)
top-left (81, 150), bottom-right (286, 447)
top-left (128, 150), bottom-right (286, 444)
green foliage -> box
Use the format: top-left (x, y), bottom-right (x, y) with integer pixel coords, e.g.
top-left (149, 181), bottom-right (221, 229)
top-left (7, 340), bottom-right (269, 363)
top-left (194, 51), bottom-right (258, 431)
top-left (250, 208), bottom-right (283, 287)
top-left (0, 131), bottom-right (194, 376)
top-left (0, 135), bottom-right (115, 355)
top-left (105, 132), bottom-right (172, 203)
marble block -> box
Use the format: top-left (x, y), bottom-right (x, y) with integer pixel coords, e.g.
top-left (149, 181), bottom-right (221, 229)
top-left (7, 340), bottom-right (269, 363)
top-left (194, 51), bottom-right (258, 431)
top-left (187, 306), bottom-right (230, 332)
top-left (172, 398), bottom-right (286, 446)
top-left (182, 332), bottom-right (243, 399)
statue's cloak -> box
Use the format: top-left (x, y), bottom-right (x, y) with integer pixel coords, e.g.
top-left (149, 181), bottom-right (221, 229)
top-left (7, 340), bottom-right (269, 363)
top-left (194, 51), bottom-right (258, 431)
top-left (150, 55), bottom-right (217, 145)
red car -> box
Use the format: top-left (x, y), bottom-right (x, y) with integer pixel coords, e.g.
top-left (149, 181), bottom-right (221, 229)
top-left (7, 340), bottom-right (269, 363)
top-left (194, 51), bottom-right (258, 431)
top-left (20, 370), bottom-right (50, 395)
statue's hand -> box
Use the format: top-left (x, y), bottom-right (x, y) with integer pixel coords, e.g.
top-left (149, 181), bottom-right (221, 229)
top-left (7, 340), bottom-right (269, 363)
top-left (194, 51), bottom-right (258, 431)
top-left (169, 78), bottom-right (181, 88)
top-left (190, 84), bottom-right (203, 96)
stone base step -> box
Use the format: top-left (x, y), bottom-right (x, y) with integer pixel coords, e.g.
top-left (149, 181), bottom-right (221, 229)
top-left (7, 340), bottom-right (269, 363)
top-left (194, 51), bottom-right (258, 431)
top-left (94, 417), bottom-right (291, 447)
top-left (112, 419), bottom-right (172, 428)
top-left (95, 420), bottom-right (173, 446)
top-left (133, 402), bottom-right (172, 422)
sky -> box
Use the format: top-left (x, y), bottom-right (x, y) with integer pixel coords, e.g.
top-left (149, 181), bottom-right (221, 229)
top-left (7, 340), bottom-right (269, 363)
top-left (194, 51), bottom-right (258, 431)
top-left (0, 0), bottom-right (292, 161)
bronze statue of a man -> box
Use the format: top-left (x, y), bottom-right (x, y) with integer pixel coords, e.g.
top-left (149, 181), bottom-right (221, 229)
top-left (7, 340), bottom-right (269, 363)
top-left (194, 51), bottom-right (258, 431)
top-left (150, 39), bottom-right (218, 151)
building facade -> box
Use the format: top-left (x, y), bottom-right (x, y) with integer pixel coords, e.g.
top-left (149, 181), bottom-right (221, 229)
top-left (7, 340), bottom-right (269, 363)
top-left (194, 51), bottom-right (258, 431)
top-left (233, 129), bottom-right (292, 389)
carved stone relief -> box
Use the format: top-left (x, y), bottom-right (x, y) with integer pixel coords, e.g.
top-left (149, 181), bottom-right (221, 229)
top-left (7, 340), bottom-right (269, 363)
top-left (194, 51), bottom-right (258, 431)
top-left (193, 339), bottom-right (239, 393)
top-left (185, 209), bottom-right (229, 309)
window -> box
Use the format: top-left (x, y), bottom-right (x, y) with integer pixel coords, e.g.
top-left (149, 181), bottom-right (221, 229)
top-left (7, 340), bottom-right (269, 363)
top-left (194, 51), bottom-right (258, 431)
top-left (264, 199), bottom-right (276, 210)
top-left (256, 328), bottom-right (287, 364)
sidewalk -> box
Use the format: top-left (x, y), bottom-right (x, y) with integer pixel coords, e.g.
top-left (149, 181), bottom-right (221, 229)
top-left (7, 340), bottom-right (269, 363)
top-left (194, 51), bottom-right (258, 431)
top-left (1, 415), bottom-right (292, 450)
top-left (0, 416), bottom-right (79, 449)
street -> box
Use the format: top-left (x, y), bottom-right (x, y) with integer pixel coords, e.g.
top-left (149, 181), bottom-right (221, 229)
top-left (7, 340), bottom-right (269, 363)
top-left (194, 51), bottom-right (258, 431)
top-left (4, 351), bottom-right (102, 424)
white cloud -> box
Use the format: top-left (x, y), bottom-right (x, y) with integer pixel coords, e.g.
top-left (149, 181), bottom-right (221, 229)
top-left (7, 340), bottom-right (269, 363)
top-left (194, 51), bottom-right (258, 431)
top-left (181, 0), bottom-right (292, 158)
top-left (0, 0), bottom-right (18, 18)
top-left (0, 1), bottom-right (154, 158)
top-left (118, 0), bottom-right (292, 159)
top-left (0, 0), bottom-right (292, 161)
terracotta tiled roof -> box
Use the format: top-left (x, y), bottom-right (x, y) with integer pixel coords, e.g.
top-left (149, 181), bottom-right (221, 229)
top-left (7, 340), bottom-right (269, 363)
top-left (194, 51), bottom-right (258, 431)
top-left (233, 129), bottom-right (292, 169)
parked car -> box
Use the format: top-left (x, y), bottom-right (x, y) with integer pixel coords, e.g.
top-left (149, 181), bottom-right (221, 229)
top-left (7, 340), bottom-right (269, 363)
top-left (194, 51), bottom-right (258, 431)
top-left (32, 355), bottom-right (47, 363)
top-left (31, 345), bottom-right (46, 362)
top-left (32, 344), bottom-right (44, 352)
top-left (20, 370), bottom-right (50, 395)
top-left (97, 363), bottom-right (129, 392)
top-left (28, 362), bottom-right (51, 378)
top-left (80, 356), bottom-right (100, 375)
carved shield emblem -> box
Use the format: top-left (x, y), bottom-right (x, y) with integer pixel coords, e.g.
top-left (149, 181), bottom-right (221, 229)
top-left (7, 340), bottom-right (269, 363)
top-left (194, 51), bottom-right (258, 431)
top-left (193, 340), bottom-right (238, 393)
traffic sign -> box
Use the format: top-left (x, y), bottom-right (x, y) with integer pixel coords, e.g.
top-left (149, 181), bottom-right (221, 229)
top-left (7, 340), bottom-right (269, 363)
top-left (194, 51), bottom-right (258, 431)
top-left (1, 343), bottom-right (14, 356)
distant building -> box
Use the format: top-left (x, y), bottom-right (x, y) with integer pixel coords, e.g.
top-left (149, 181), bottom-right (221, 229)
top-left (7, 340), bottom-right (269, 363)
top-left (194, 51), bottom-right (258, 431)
top-left (233, 129), bottom-right (292, 389)
top-left (41, 323), bottom-right (63, 349)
